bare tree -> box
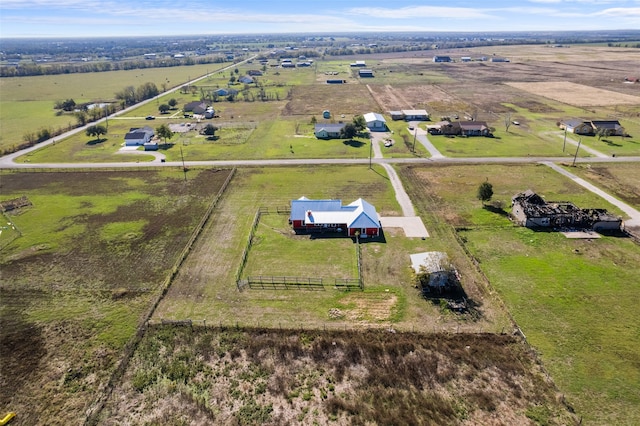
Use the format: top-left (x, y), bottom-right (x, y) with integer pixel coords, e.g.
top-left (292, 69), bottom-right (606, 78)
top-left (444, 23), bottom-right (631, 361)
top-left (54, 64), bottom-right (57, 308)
top-left (504, 113), bottom-right (512, 132)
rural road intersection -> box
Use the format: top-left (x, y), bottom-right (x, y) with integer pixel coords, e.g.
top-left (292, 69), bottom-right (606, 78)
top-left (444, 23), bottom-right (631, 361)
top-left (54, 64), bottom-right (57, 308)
top-left (1, 123), bottom-right (639, 231)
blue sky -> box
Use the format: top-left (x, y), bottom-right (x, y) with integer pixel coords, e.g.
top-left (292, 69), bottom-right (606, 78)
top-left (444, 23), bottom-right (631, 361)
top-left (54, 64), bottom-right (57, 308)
top-left (1, 0), bottom-right (639, 38)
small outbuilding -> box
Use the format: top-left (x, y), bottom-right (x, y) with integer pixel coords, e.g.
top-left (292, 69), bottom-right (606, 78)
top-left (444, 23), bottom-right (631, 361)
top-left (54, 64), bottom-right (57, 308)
top-left (363, 112), bottom-right (387, 132)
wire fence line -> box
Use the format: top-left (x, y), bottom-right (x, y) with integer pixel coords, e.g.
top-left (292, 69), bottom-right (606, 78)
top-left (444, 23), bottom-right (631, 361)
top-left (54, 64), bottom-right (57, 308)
top-left (236, 206), bottom-right (363, 291)
top-left (84, 167), bottom-right (236, 425)
top-left (147, 318), bottom-right (512, 335)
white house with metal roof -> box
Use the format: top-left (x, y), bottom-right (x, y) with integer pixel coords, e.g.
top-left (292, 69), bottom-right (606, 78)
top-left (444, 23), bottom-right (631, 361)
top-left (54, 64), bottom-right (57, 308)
top-left (314, 123), bottom-right (346, 139)
top-left (290, 197), bottom-right (381, 237)
top-left (124, 126), bottom-right (154, 146)
top-left (363, 112), bottom-right (387, 132)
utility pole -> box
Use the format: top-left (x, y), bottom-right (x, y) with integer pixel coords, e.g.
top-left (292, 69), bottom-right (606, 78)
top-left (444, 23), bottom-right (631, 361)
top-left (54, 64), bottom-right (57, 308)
top-left (180, 145), bottom-right (187, 181)
top-left (369, 139), bottom-right (372, 169)
top-left (562, 127), bottom-right (567, 152)
top-left (572, 137), bottom-right (581, 167)
top-left (412, 127), bottom-right (418, 152)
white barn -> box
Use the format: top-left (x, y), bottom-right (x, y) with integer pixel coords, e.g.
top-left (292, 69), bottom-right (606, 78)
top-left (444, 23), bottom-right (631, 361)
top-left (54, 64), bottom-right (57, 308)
top-left (363, 112), bottom-right (387, 132)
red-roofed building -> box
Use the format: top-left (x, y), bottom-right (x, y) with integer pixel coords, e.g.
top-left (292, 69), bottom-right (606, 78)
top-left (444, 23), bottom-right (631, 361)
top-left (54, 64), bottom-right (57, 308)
top-left (290, 197), bottom-right (381, 237)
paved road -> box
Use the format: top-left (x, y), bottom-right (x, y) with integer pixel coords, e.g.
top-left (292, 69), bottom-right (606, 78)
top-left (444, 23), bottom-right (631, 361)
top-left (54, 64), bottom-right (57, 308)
top-left (553, 131), bottom-right (609, 158)
top-left (542, 161), bottom-right (640, 228)
top-left (0, 56), bottom-right (257, 166)
top-left (2, 105), bottom-right (639, 229)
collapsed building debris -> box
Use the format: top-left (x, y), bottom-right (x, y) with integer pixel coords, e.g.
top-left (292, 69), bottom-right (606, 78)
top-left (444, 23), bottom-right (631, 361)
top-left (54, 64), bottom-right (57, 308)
top-left (511, 190), bottom-right (622, 232)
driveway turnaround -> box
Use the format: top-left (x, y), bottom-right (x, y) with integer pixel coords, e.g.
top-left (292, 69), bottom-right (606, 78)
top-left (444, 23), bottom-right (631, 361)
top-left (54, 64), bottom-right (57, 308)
top-left (379, 216), bottom-right (429, 238)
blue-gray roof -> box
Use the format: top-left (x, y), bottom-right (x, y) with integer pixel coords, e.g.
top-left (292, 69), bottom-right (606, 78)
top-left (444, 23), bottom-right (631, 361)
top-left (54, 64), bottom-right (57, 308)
top-left (314, 123), bottom-right (346, 132)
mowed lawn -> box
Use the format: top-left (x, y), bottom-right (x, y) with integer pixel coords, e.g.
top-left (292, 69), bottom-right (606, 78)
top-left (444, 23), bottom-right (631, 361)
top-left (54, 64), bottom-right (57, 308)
top-left (398, 163), bottom-right (640, 425)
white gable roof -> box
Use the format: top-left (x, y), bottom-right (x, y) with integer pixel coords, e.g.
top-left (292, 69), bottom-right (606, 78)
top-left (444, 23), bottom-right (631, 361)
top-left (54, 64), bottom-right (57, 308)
top-left (363, 112), bottom-right (386, 124)
top-left (290, 197), bottom-right (380, 229)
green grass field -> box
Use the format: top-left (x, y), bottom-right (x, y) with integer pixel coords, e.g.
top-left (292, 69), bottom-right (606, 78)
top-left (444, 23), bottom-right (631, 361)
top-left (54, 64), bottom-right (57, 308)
top-left (398, 163), bottom-right (640, 425)
top-left (0, 63), bottom-right (233, 152)
top-left (0, 168), bottom-right (233, 424)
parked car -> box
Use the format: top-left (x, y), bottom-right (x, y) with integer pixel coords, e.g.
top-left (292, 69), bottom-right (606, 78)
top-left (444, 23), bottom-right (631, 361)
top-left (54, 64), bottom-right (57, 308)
top-left (146, 115), bottom-right (155, 120)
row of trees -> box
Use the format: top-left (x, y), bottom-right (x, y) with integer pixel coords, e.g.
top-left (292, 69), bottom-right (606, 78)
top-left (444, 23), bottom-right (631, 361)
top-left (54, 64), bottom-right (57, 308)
top-left (115, 82), bottom-right (160, 107)
top-left (0, 56), bottom-right (228, 78)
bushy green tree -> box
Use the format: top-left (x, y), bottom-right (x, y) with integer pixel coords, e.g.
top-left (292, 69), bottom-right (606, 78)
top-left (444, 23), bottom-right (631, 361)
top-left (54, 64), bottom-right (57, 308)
top-left (86, 124), bottom-right (107, 142)
top-left (156, 124), bottom-right (174, 143)
top-left (477, 181), bottom-right (493, 205)
top-left (201, 124), bottom-right (218, 139)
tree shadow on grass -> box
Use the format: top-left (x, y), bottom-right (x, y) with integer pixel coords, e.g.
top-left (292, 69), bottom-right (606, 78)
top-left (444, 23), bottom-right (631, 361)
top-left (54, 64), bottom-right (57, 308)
top-left (86, 138), bottom-right (106, 146)
top-left (482, 204), bottom-right (509, 217)
top-left (600, 139), bottom-right (622, 147)
top-left (343, 140), bottom-right (365, 148)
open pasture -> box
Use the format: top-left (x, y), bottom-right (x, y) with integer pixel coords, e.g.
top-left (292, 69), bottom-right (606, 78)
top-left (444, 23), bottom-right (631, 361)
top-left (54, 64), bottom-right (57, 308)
top-left (282, 83), bottom-right (379, 117)
top-left (569, 162), bottom-right (640, 209)
top-left (399, 163), bottom-right (640, 425)
top-left (0, 63), bottom-right (229, 151)
top-left (0, 168), bottom-right (232, 424)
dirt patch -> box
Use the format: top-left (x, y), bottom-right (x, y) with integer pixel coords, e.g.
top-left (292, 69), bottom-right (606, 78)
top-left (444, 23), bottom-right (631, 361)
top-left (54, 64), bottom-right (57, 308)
top-left (340, 293), bottom-right (398, 322)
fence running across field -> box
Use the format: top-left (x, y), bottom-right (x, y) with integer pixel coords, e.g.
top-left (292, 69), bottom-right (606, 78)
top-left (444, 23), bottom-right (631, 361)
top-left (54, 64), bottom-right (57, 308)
top-left (84, 167), bottom-right (236, 425)
top-left (236, 206), bottom-right (363, 291)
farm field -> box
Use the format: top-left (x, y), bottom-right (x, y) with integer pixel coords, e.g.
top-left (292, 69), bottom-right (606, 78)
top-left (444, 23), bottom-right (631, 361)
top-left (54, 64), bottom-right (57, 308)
top-left (0, 63), bottom-right (233, 152)
top-left (7, 43), bottom-right (640, 162)
top-left (0, 168), bottom-right (233, 424)
top-left (398, 163), bottom-right (640, 425)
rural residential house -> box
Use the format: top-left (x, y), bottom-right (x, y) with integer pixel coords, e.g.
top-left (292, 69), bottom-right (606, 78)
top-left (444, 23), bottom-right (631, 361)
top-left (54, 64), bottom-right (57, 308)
top-left (124, 126), bottom-right (154, 146)
top-left (559, 119), bottom-right (594, 135)
top-left (402, 109), bottom-right (430, 121)
top-left (363, 112), bottom-right (387, 131)
top-left (559, 119), bottom-right (625, 136)
top-left (290, 197), bottom-right (381, 237)
top-left (238, 75), bottom-right (254, 84)
top-left (591, 120), bottom-right (625, 136)
top-left (359, 69), bottom-right (374, 78)
top-left (433, 55), bottom-right (452, 62)
top-left (430, 121), bottom-right (491, 137)
top-left (184, 101), bottom-right (208, 115)
top-left (314, 123), bottom-right (346, 139)
top-left (511, 190), bottom-right (621, 232)
top-left (214, 88), bottom-right (238, 97)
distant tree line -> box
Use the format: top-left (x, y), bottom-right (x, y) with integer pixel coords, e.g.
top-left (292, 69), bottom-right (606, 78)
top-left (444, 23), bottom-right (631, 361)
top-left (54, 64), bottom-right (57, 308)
top-left (0, 56), bottom-right (227, 77)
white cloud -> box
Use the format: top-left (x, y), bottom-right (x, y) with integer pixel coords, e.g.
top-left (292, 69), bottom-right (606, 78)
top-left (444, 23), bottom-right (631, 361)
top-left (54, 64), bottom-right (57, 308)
top-left (347, 6), bottom-right (492, 20)
top-left (595, 7), bottom-right (640, 16)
